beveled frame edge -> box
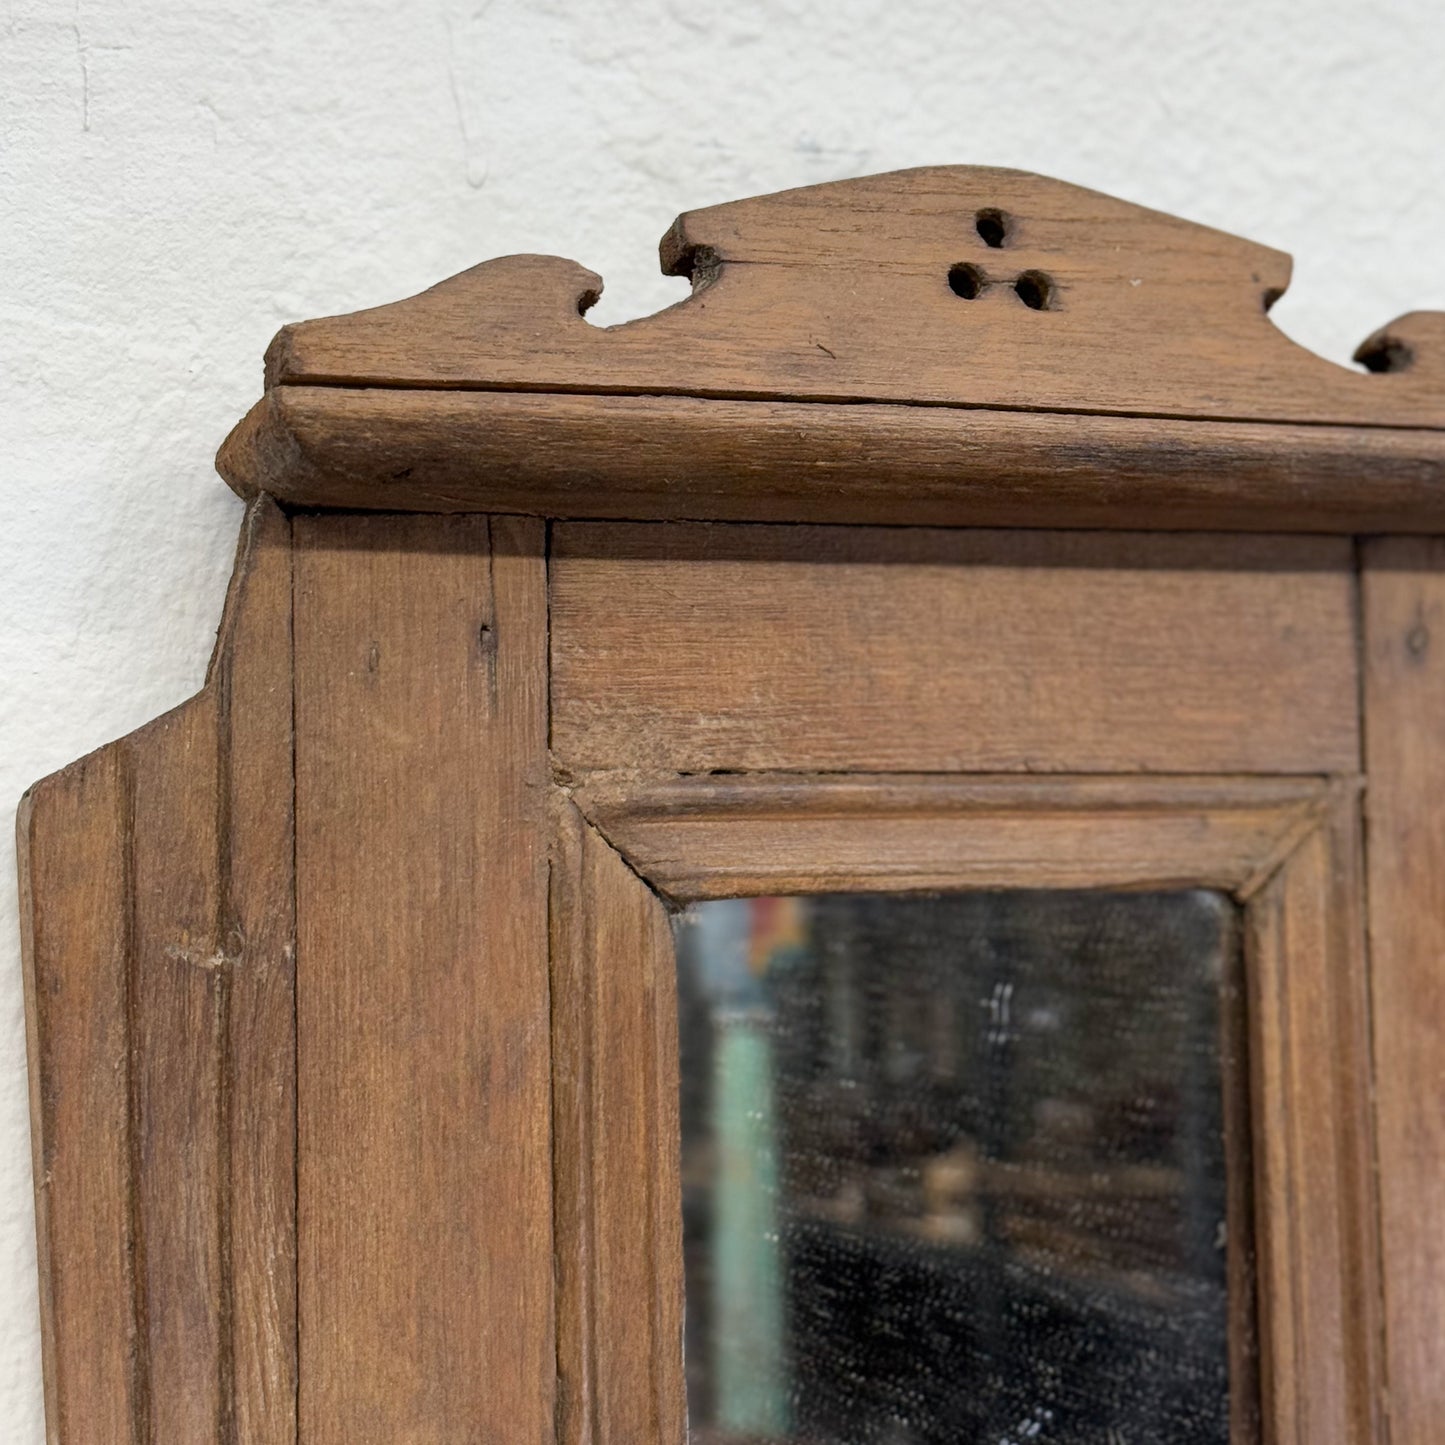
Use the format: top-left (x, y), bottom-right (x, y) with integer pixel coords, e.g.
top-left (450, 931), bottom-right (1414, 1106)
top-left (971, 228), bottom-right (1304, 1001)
top-left (220, 389), bottom-right (1445, 535)
top-left (549, 795), bottom-right (686, 1445)
top-left (555, 770), bottom-right (1385, 1445)
top-left (569, 772), bottom-right (1333, 902)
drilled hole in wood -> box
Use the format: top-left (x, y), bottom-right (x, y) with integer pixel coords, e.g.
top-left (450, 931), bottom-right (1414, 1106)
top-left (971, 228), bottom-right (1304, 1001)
top-left (948, 263), bottom-right (986, 299)
top-left (1014, 270), bottom-right (1055, 310)
top-left (1357, 335), bottom-right (1414, 374)
top-left (975, 208), bottom-right (1010, 247)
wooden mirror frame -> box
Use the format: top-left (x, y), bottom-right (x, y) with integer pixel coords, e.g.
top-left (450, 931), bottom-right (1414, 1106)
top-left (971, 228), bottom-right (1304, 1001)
top-left (18, 167), bottom-right (1445, 1445)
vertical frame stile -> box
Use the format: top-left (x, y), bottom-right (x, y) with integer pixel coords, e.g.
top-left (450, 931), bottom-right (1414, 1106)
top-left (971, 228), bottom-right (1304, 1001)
top-left (550, 799), bottom-right (599, 1445)
top-left (127, 689), bottom-right (226, 1442)
top-left (1244, 788), bottom-right (1384, 1445)
top-left (293, 513), bottom-right (554, 1445)
top-left (219, 502), bottom-right (298, 1445)
top-left (1362, 539), bottom-right (1445, 1445)
top-left (550, 797), bottom-right (686, 1445)
top-left (18, 746), bottom-right (138, 1445)
top-left (18, 499), bottom-right (298, 1445)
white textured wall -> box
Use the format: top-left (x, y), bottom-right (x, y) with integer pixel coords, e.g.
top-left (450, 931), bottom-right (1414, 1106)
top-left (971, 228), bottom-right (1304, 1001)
top-left (3, 0), bottom-right (1444, 1429)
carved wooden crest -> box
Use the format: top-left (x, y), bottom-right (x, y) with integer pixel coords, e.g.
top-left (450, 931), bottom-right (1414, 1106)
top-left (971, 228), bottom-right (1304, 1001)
top-left (221, 166), bottom-right (1445, 530)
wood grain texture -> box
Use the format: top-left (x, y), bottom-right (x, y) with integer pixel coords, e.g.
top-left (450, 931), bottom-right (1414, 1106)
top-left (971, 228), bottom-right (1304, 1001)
top-left (1361, 539), bottom-right (1445, 1445)
top-left (551, 524), bottom-right (1359, 776)
top-left (571, 772), bottom-right (1331, 902)
top-left (18, 745), bottom-right (137, 1444)
top-left (550, 799), bottom-right (685, 1445)
top-left (224, 500), bottom-right (300, 1445)
top-left (216, 385), bottom-right (1445, 533)
top-left (580, 768), bottom-right (1380, 1443)
top-left (293, 513), bottom-right (554, 1445)
top-left (129, 693), bottom-right (226, 1441)
top-left (1246, 792), bottom-right (1384, 1445)
top-left (17, 498), bottom-right (296, 1445)
top-left (258, 167), bottom-right (1444, 429)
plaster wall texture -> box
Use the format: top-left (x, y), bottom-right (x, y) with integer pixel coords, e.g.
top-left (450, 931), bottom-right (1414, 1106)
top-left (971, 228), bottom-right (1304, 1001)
top-left (4, 0), bottom-right (1444, 1430)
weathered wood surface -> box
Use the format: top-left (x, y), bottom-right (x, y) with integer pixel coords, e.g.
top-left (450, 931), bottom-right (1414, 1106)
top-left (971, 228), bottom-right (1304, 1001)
top-left (1361, 540), bottom-right (1445, 1445)
top-left (259, 167), bottom-right (1444, 427)
top-left (217, 385), bottom-right (1445, 533)
top-left (292, 513), bottom-right (554, 1445)
top-left (27, 159), bottom-right (1434, 1445)
top-left (218, 167), bottom-right (1445, 527)
top-left (18, 499), bottom-right (296, 1445)
top-left (550, 800), bottom-right (685, 1445)
top-left (571, 772), bottom-right (1331, 902)
top-left (1245, 795), bottom-right (1384, 1445)
top-left (576, 767), bottom-right (1379, 1445)
top-left (551, 524), bottom-right (1360, 776)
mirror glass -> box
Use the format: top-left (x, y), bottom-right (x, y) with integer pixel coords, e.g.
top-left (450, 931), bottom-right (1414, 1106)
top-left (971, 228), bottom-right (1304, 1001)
top-left (674, 890), bottom-right (1244, 1444)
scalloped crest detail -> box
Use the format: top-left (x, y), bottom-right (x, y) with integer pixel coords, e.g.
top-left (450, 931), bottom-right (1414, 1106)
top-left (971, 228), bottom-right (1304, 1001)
top-left (260, 166), bottom-right (1443, 430)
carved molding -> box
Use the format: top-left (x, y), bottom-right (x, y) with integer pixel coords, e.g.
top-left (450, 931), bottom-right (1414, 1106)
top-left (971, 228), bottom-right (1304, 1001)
top-left (217, 167), bottom-right (1445, 528)
top-left (260, 166), bottom-right (1442, 423)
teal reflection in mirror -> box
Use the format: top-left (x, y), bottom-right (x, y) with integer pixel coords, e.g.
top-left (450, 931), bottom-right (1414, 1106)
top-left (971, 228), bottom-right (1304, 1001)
top-left (674, 891), bottom-right (1242, 1445)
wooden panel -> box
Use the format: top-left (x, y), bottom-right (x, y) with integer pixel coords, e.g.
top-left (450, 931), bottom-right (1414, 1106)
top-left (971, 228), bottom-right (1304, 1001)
top-left (1362, 539), bottom-right (1445, 1445)
top-left (573, 773), bottom-right (1330, 901)
top-left (220, 386), bottom-right (1445, 535)
top-left (130, 696), bottom-right (226, 1440)
top-left (551, 525), bottom-right (1359, 775)
top-left (258, 167), bottom-right (1445, 431)
top-left (221, 167), bottom-right (1445, 529)
top-left (1246, 796), bottom-right (1383, 1445)
top-left (550, 799), bottom-right (685, 1445)
top-left (224, 501), bottom-right (299, 1443)
top-left (18, 747), bottom-right (137, 1444)
top-left (294, 513), bottom-right (553, 1445)
top-left (17, 499), bottom-right (296, 1445)
top-left (578, 770), bottom-right (1380, 1442)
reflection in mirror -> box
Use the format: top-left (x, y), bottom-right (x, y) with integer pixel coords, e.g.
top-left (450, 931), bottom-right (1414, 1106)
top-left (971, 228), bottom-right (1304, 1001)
top-left (674, 891), bottom-right (1244, 1444)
